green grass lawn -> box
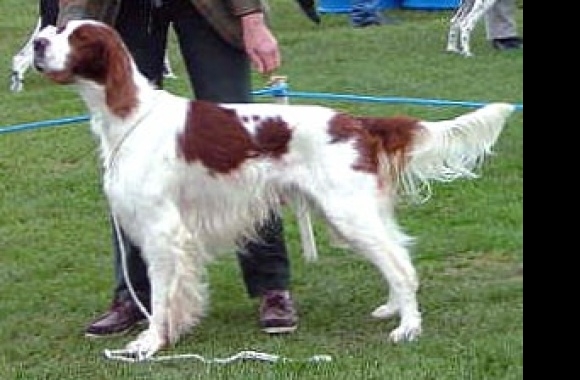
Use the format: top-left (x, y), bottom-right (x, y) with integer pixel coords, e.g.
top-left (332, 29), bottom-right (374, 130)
top-left (0, 1), bottom-right (522, 379)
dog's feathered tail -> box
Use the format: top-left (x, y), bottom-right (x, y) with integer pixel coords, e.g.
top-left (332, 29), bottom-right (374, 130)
top-left (387, 102), bottom-right (515, 201)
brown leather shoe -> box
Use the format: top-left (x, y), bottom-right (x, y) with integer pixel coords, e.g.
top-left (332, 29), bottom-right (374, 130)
top-left (84, 299), bottom-right (147, 337)
top-left (259, 290), bottom-right (298, 334)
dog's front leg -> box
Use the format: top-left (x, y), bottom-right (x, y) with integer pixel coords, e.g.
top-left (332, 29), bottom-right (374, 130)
top-left (124, 326), bottom-right (166, 361)
top-left (122, 246), bottom-right (174, 360)
top-left (123, 228), bottom-right (209, 360)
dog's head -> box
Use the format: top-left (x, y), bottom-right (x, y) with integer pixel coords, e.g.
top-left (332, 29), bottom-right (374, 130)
top-left (33, 20), bottom-right (138, 118)
top-left (34, 20), bottom-right (130, 84)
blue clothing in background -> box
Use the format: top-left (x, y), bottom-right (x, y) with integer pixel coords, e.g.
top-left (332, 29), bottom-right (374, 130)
top-left (350, 0), bottom-right (383, 27)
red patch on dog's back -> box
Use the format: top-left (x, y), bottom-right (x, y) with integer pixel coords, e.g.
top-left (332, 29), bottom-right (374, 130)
top-left (328, 113), bottom-right (381, 173)
top-left (254, 116), bottom-right (291, 159)
top-left (356, 115), bottom-right (420, 155)
top-left (328, 113), bottom-right (420, 174)
top-left (177, 101), bottom-right (292, 174)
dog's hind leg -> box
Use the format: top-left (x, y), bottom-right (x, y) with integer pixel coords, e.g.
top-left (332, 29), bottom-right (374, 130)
top-left (447, 0), bottom-right (473, 54)
top-left (446, 12), bottom-right (462, 53)
top-left (317, 194), bottom-right (422, 343)
top-left (370, 203), bottom-right (416, 321)
top-left (459, 0), bottom-right (496, 56)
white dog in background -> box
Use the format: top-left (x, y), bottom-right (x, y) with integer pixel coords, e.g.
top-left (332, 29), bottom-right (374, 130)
top-left (446, 0), bottom-right (499, 56)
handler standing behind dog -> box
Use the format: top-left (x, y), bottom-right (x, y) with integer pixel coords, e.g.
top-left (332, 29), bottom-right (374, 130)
top-left (40, 0), bottom-right (59, 27)
top-left (57, 0), bottom-right (299, 337)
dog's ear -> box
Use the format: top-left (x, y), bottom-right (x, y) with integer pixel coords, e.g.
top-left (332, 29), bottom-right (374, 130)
top-left (102, 37), bottom-right (138, 118)
top-left (68, 23), bottom-right (138, 118)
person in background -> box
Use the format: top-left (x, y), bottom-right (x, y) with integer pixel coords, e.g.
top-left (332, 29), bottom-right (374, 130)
top-left (40, 0), bottom-right (59, 27)
top-left (350, 0), bottom-right (383, 27)
top-left (350, 0), bottom-right (398, 28)
top-left (485, 0), bottom-right (523, 50)
top-left (57, 0), bottom-right (301, 338)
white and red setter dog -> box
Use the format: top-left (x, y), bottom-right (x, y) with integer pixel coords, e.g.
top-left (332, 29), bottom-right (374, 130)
top-left (33, 20), bottom-right (514, 360)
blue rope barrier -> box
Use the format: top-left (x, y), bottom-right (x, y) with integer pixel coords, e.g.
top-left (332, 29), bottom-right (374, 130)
top-left (269, 91), bottom-right (524, 111)
top-left (0, 85), bottom-right (523, 135)
top-left (0, 115), bottom-right (90, 135)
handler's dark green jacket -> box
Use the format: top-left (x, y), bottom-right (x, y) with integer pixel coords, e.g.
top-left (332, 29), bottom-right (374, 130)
top-left (57, 0), bottom-right (267, 49)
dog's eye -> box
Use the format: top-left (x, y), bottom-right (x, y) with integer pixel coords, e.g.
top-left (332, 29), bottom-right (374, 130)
top-left (56, 25), bottom-right (66, 34)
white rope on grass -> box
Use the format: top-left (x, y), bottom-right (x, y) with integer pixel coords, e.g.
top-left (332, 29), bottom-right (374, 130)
top-left (103, 348), bottom-right (332, 364)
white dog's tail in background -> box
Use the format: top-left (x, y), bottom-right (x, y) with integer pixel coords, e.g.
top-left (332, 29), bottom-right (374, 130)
top-left (395, 102), bottom-right (516, 201)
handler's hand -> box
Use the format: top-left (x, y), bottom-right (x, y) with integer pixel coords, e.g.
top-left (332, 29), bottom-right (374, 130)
top-left (241, 13), bottom-right (281, 74)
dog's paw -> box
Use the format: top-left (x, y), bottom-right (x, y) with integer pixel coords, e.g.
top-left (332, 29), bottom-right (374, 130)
top-left (371, 302), bottom-right (399, 319)
top-left (445, 46), bottom-right (460, 54)
top-left (457, 46), bottom-right (474, 57)
top-left (388, 321), bottom-right (422, 343)
top-left (123, 328), bottom-right (166, 361)
top-left (10, 72), bottom-right (23, 92)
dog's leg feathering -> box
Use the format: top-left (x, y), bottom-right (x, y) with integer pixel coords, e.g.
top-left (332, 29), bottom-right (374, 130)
top-left (123, 226), bottom-right (209, 360)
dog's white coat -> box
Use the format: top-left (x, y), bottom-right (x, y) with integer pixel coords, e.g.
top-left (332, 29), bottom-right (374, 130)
top-left (34, 20), bottom-right (514, 360)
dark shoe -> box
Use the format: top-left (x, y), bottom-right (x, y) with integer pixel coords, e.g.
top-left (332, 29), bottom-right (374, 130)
top-left (84, 299), bottom-right (147, 337)
top-left (352, 19), bottom-right (383, 28)
top-left (259, 290), bottom-right (298, 334)
top-left (492, 37), bottom-right (523, 50)
top-left (352, 13), bottom-right (400, 28)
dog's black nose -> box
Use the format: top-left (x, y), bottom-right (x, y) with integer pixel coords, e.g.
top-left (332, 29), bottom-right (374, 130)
top-left (33, 37), bottom-right (49, 56)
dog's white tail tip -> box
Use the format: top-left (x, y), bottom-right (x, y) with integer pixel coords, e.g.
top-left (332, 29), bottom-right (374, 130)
top-left (397, 101), bottom-right (516, 201)
top-left (485, 102), bottom-right (517, 118)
